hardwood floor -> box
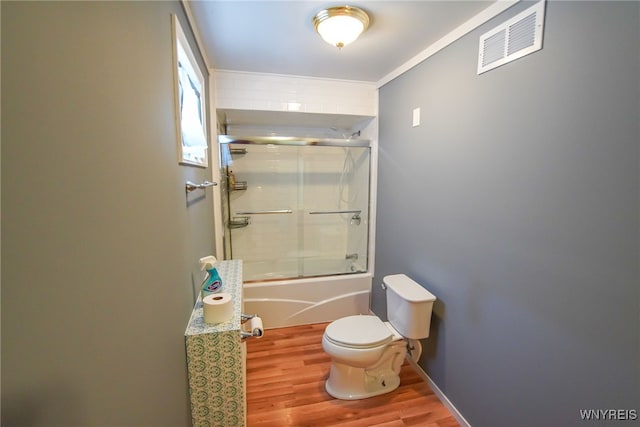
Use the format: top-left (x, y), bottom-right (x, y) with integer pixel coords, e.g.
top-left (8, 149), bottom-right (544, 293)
top-left (246, 323), bottom-right (460, 427)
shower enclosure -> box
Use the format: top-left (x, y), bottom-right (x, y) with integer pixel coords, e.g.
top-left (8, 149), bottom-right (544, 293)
top-left (219, 135), bottom-right (371, 282)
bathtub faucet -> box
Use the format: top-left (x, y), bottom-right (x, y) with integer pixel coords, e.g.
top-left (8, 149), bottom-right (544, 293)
top-left (345, 253), bottom-right (359, 261)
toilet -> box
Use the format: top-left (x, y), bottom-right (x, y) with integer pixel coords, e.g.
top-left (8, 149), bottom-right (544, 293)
top-left (321, 274), bottom-right (436, 400)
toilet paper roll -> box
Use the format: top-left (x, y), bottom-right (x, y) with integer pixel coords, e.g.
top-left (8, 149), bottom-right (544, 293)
top-left (202, 293), bottom-right (233, 324)
top-left (247, 316), bottom-right (264, 338)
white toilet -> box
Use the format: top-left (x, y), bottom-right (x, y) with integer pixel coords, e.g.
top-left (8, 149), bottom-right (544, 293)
top-left (321, 274), bottom-right (436, 400)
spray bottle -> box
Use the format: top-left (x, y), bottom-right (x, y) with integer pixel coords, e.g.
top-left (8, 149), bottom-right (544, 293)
top-left (199, 255), bottom-right (223, 298)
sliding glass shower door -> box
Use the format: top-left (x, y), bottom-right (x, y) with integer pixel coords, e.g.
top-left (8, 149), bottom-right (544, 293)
top-left (219, 136), bottom-right (370, 282)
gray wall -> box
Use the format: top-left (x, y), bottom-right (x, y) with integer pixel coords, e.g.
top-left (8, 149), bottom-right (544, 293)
top-left (2, 1), bottom-right (215, 426)
top-left (374, 2), bottom-right (639, 426)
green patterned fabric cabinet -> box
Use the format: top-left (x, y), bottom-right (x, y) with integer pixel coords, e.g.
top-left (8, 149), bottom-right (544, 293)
top-left (185, 260), bottom-right (245, 427)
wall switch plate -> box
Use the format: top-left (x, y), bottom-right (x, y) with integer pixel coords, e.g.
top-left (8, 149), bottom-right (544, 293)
top-left (412, 108), bottom-right (421, 127)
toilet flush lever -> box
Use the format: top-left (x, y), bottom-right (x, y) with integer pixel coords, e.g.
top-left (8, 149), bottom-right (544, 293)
top-left (381, 282), bottom-right (387, 291)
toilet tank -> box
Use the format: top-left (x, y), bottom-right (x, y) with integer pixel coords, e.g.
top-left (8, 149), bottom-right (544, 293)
top-left (384, 274), bottom-right (436, 339)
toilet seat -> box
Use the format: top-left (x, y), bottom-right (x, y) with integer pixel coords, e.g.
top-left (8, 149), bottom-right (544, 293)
top-left (324, 315), bottom-right (393, 349)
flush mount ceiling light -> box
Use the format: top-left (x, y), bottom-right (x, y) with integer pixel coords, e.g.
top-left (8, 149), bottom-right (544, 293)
top-left (313, 5), bottom-right (370, 49)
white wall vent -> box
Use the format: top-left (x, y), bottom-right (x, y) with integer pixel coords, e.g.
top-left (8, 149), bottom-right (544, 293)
top-left (477, 0), bottom-right (546, 74)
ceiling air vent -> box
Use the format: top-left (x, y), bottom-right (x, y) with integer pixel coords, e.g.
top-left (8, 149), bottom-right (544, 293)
top-left (477, 0), bottom-right (546, 74)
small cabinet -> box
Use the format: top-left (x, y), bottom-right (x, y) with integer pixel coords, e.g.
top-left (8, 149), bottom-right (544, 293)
top-left (185, 260), bottom-right (245, 427)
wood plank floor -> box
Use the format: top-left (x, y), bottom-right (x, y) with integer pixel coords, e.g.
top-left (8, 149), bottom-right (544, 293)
top-left (246, 322), bottom-right (460, 427)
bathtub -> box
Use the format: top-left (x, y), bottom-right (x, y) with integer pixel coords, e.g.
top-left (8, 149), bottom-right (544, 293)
top-left (243, 271), bottom-right (372, 329)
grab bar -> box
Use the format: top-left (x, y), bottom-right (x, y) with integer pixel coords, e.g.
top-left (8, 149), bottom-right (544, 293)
top-left (309, 210), bottom-right (361, 215)
top-left (235, 209), bottom-right (292, 215)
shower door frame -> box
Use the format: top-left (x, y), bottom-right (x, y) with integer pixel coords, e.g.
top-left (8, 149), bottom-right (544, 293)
top-left (219, 135), bottom-right (372, 282)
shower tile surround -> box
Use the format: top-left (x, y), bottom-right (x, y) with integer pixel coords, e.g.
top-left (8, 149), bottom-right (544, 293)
top-left (214, 70), bottom-right (376, 117)
top-left (185, 260), bottom-right (245, 427)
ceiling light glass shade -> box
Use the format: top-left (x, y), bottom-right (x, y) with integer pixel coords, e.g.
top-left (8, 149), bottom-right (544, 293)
top-left (313, 6), bottom-right (370, 49)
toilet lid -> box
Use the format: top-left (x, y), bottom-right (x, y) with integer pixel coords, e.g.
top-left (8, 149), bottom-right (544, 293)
top-left (325, 315), bottom-right (393, 349)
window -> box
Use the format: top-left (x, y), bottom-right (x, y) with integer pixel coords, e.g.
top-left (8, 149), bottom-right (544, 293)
top-left (172, 15), bottom-right (208, 167)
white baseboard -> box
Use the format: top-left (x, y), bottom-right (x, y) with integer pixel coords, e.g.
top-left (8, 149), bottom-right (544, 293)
top-left (407, 358), bottom-right (471, 427)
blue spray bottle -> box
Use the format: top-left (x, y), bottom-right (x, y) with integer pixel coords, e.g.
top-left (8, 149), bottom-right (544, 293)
top-left (199, 255), bottom-right (223, 298)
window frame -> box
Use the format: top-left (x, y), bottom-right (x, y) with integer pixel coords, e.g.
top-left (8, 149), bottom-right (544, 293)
top-left (172, 14), bottom-right (208, 168)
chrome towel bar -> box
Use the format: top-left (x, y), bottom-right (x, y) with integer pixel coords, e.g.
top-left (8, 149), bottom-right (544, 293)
top-left (309, 210), bottom-right (361, 215)
top-left (309, 210), bottom-right (363, 226)
top-left (235, 209), bottom-right (292, 215)
top-left (185, 180), bottom-right (217, 193)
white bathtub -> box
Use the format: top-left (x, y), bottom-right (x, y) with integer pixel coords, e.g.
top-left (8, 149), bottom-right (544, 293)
top-left (243, 272), bottom-right (371, 329)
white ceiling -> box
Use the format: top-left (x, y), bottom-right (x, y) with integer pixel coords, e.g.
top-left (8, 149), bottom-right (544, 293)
top-left (187, 1), bottom-right (495, 83)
